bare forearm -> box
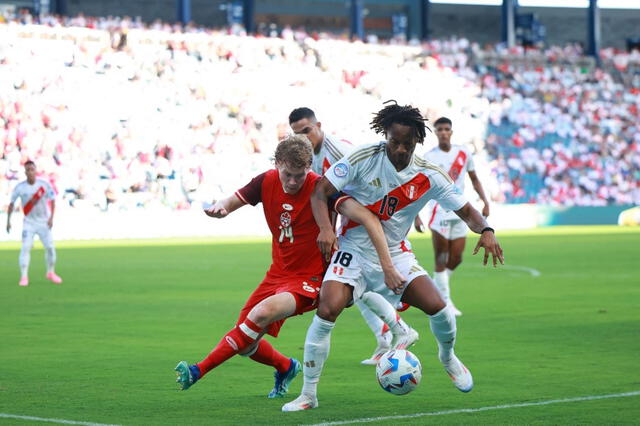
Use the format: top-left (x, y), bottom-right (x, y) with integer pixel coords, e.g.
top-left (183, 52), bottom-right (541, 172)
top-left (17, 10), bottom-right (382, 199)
top-left (456, 203), bottom-right (489, 234)
top-left (50, 201), bottom-right (55, 220)
top-left (338, 200), bottom-right (393, 269)
top-left (311, 188), bottom-right (333, 232)
top-left (7, 203), bottom-right (13, 222)
top-left (472, 179), bottom-right (489, 204)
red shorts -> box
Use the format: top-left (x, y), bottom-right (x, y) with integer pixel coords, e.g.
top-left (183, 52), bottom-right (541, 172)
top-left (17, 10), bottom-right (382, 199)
top-left (236, 272), bottom-right (323, 337)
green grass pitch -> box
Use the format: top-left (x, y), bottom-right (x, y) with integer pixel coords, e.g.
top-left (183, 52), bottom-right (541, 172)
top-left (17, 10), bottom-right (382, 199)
top-left (1, 226), bottom-right (639, 425)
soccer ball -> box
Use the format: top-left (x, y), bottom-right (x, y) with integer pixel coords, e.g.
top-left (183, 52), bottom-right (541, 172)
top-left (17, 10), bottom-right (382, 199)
top-left (376, 349), bottom-right (422, 395)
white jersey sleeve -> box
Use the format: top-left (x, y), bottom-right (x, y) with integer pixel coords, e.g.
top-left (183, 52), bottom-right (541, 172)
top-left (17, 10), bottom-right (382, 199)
top-left (325, 143), bottom-right (378, 192)
top-left (10, 183), bottom-right (21, 204)
top-left (427, 170), bottom-right (467, 212)
top-left (43, 180), bottom-right (56, 200)
top-left (466, 147), bottom-right (476, 173)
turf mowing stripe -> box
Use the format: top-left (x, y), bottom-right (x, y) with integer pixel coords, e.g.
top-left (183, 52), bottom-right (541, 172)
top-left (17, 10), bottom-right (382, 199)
top-left (0, 413), bottom-right (120, 426)
top-left (306, 390), bottom-right (640, 425)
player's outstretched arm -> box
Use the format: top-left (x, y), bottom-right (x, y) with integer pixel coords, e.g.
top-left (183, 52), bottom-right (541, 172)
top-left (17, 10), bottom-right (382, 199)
top-left (468, 170), bottom-right (490, 217)
top-left (455, 202), bottom-right (504, 267)
top-left (6, 202), bottom-right (13, 233)
top-left (311, 177), bottom-right (340, 262)
top-left (338, 198), bottom-right (406, 294)
top-left (204, 194), bottom-right (246, 219)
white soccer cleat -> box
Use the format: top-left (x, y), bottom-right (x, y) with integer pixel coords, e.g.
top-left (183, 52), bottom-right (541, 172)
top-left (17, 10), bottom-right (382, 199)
top-left (282, 394), bottom-right (318, 412)
top-left (449, 302), bottom-right (463, 317)
top-left (361, 343), bottom-right (390, 365)
top-left (442, 355), bottom-right (473, 393)
top-left (361, 330), bottom-right (392, 365)
top-left (391, 327), bottom-right (419, 350)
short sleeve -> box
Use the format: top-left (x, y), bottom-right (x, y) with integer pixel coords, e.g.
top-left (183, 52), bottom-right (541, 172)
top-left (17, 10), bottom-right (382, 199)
top-left (466, 149), bottom-right (475, 172)
top-left (429, 171), bottom-right (467, 212)
top-left (44, 181), bottom-right (56, 200)
top-left (325, 151), bottom-right (359, 192)
top-left (10, 185), bottom-right (20, 203)
top-left (235, 172), bottom-right (267, 206)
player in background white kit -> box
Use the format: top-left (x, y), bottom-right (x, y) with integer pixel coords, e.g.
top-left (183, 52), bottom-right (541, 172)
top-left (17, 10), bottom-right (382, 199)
top-left (414, 117), bottom-right (490, 316)
top-left (6, 161), bottom-right (63, 286)
top-left (289, 107), bottom-right (418, 365)
top-left (283, 102), bottom-right (503, 412)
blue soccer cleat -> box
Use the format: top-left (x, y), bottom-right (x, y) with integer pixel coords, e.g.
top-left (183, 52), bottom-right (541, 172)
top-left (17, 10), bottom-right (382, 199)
top-left (175, 361), bottom-right (201, 390)
top-left (268, 358), bottom-right (301, 398)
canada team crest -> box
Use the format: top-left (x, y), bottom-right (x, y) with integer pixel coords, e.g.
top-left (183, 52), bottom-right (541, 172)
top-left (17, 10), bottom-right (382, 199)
top-left (280, 212), bottom-right (291, 228)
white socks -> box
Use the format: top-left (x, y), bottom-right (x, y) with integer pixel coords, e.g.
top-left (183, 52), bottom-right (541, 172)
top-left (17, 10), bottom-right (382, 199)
top-left (355, 299), bottom-right (387, 344)
top-left (45, 246), bottom-right (56, 273)
top-left (429, 306), bottom-right (457, 364)
top-left (301, 315), bottom-right (335, 397)
top-left (19, 243), bottom-right (31, 278)
top-left (433, 270), bottom-right (451, 303)
top-left (360, 292), bottom-right (410, 336)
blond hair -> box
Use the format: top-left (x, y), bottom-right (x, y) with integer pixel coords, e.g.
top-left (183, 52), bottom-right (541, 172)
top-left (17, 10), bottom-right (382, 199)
top-left (274, 134), bottom-right (313, 169)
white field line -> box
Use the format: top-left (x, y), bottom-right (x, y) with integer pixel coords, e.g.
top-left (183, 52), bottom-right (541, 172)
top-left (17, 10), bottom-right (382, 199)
top-left (468, 263), bottom-right (541, 277)
top-left (0, 413), bottom-right (120, 426)
top-left (305, 390), bottom-right (640, 426)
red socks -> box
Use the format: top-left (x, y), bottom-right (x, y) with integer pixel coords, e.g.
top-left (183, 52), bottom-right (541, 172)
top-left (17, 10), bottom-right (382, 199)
top-left (197, 318), bottom-right (262, 376)
top-left (250, 339), bottom-right (291, 373)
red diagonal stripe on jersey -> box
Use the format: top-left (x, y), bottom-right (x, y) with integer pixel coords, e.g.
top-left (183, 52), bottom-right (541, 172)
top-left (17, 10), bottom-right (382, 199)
top-left (23, 186), bottom-right (45, 216)
top-left (448, 150), bottom-right (467, 181)
top-left (341, 173), bottom-right (431, 235)
top-left (322, 157), bottom-right (331, 174)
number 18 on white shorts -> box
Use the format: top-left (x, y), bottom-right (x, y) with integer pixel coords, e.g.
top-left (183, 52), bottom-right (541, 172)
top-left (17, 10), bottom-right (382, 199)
top-left (323, 242), bottom-right (429, 305)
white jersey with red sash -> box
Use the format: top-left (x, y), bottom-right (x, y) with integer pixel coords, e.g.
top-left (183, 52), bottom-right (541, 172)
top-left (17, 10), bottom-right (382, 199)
top-left (10, 179), bottom-right (56, 225)
top-left (424, 144), bottom-right (475, 221)
top-left (311, 133), bottom-right (354, 176)
top-left (327, 142), bottom-right (467, 263)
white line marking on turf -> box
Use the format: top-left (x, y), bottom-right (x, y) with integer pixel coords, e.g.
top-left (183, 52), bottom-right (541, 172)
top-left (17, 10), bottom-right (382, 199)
top-left (305, 390), bottom-right (640, 426)
top-left (0, 413), bottom-right (120, 426)
top-left (469, 263), bottom-right (541, 277)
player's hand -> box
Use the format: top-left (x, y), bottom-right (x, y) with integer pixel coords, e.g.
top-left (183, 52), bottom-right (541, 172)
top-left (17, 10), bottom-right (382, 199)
top-left (414, 215), bottom-right (425, 233)
top-left (383, 266), bottom-right (407, 295)
top-left (473, 231), bottom-right (504, 267)
top-left (47, 218), bottom-right (53, 229)
top-left (204, 200), bottom-right (228, 218)
top-left (482, 203), bottom-right (490, 218)
top-left (5, 223), bottom-right (10, 233)
top-left (317, 226), bottom-right (338, 262)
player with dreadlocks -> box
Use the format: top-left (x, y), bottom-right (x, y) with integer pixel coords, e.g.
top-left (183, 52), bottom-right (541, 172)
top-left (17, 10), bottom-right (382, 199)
top-left (283, 101), bottom-right (504, 411)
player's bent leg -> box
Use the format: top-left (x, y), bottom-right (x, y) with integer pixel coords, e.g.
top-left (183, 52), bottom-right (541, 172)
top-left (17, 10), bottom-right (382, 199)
top-left (360, 292), bottom-right (419, 352)
top-left (355, 299), bottom-right (391, 365)
top-left (431, 230), bottom-right (452, 303)
top-left (283, 281), bottom-right (352, 412)
top-left (401, 275), bottom-right (473, 393)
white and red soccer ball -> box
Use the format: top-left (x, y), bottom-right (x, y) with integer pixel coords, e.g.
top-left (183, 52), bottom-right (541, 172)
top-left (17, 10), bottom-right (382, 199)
top-left (376, 349), bottom-right (422, 395)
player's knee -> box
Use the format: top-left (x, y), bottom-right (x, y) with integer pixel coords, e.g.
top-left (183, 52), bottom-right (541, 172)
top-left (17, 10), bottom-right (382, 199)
top-left (316, 303), bottom-right (341, 323)
top-left (435, 253), bottom-right (448, 268)
top-left (448, 255), bottom-right (462, 269)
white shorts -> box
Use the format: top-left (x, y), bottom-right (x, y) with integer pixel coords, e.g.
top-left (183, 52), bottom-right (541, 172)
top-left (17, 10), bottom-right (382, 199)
top-left (427, 205), bottom-right (468, 240)
top-left (323, 241), bottom-right (428, 306)
top-left (22, 221), bottom-right (54, 248)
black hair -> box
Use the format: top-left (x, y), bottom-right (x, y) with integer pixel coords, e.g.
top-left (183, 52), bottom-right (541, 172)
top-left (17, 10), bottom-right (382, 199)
top-left (434, 117), bottom-right (452, 127)
top-left (370, 100), bottom-right (429, 144)
top-left (24, 160), bottom-right (36, 167)
top-left (288, 107), bottom-right (317, 124)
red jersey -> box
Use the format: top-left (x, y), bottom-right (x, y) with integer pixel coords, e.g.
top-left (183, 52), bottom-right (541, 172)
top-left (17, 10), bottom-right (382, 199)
top-left (235, 169), bottom-right (325, 278)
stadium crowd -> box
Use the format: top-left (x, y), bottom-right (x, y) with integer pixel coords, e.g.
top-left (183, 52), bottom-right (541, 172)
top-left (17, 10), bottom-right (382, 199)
top-left (1, 10), bottom-right (638, 213)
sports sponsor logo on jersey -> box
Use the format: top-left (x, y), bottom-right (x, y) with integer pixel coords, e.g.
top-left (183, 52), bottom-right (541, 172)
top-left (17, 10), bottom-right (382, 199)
top-left (333, 163), bottom-right (349, 178)
top-left (282, 203), bottom-right (293, 211)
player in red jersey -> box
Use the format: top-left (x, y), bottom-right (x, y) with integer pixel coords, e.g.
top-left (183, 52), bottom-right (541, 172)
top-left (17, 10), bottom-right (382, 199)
top-left (175, 134), bottom-right (399, 398)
